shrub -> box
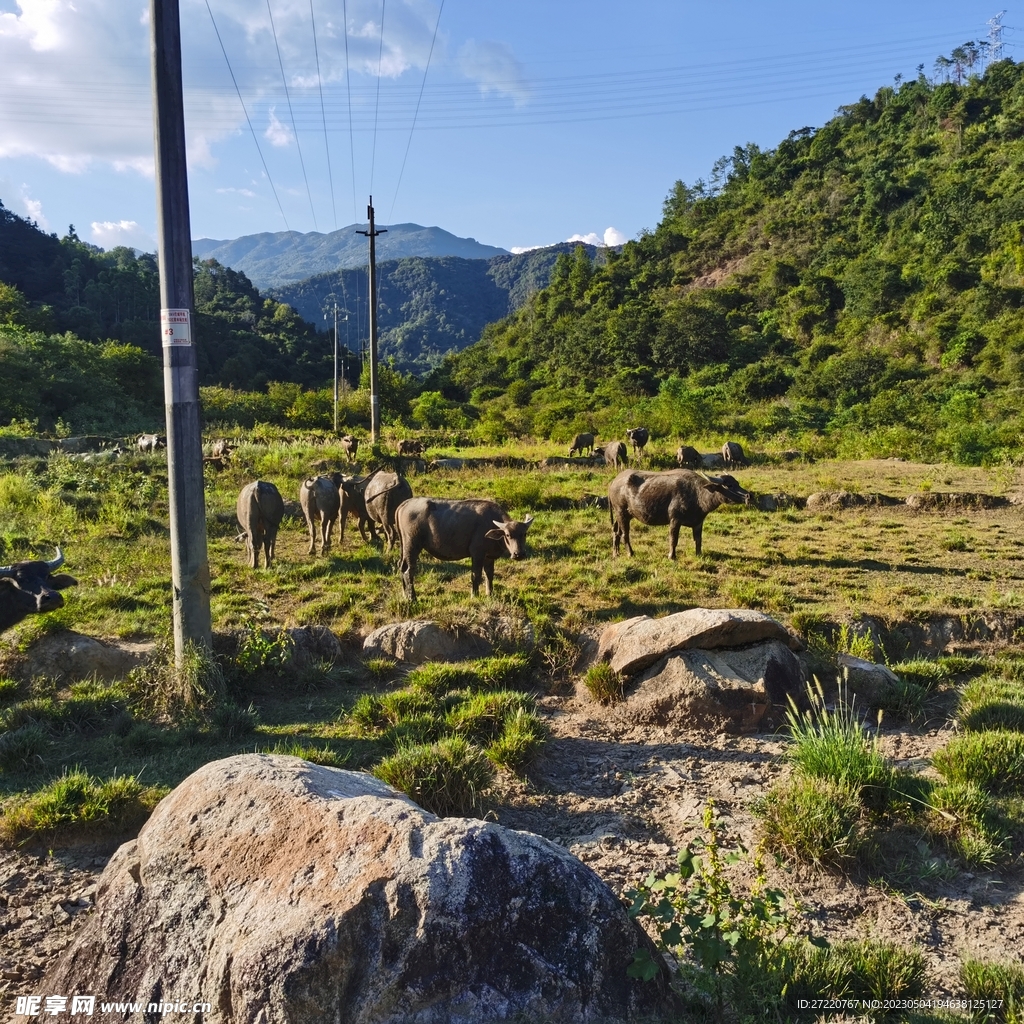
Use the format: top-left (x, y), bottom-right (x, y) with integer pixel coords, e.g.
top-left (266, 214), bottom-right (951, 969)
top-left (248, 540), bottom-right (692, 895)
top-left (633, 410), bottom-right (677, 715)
top-left (755, 775), bottom-right (864, 867)
top-left (485, 708), bottom-right (547, 773)
top-left (960, 959), bottom-right (1024, 1024)
top-left (583, 662), bottom-right (624, 704)
top-left (933, 731), bottom-right (1024, 794)
top-left (234, 619), bottom-right (294, 674)
top-left (211, 701), bottom-right (260, 741)
top-left (0, 769), bottom-right (165, 844)
top-left (372, 736), bottom-right (495, 816)
top-left (0, 724), bottom-right (48, 772)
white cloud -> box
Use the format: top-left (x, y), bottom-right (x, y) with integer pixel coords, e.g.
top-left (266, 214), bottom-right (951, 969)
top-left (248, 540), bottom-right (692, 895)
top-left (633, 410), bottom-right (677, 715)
top-left (510, 244), bottom-right (550, 254)
top-left (567, 232), bottom-right (602, 246)
top-left (217, 186), bottom-right (257, 198)
top-left (21, 191), bottom-right (48, 229)
top-left (458, 39), bottom-right (529, 105)
top-left (89, 219), bottom-right (154, 250)
top-left (565, 227), bottom-right (629, 247)
top-left (264, 108), bottom-right (293, 148)
top-left (603, 226), bottom-right (627, 246)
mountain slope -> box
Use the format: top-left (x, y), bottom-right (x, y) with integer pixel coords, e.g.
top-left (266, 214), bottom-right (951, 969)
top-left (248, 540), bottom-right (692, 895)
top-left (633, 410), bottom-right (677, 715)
top-left (437, 59), bottom-right (1024, 464)
top-left (191, 224), bottom-right (510, 289)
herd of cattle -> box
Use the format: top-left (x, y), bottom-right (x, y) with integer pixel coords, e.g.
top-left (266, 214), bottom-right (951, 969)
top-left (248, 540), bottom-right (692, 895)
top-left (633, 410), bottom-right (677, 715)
top-left (0, 428), bottom-right (755, 632)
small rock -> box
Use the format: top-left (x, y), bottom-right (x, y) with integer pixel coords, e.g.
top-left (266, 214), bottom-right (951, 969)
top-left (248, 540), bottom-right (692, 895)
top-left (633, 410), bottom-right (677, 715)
top-left (838, 653), bottom-right (901, 706)
top-left (52, 906), bottom-right (71, 925)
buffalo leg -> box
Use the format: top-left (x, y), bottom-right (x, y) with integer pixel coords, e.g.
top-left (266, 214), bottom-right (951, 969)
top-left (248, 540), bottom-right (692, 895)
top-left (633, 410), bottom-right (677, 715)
top-left (483, 559), bottom-right (496, 597)
top-left (622, 514), bottom-right (634, 557)
top-left (470, 557), bottom-right (483, 597)
top-left (399, 545), bottom-right (419, 601)
top-left (668, 519), bottom-right (681, 560)
top-left (306, 515), bottom-right (317, 555)
top-left (247, 532), bottom-right (258, 569)
top-left (266, 529), bottom-right (278, 568)
top-left (692, 523), bottom-right (703, 557)
top-left (323, 515), bottom-right (335, 554)
top-left (338, 507), bottom-right (347, 546)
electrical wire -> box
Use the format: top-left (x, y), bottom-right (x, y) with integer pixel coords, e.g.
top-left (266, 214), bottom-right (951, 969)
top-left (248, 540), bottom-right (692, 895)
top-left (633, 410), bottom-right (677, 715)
top-left (266, 0), bottom-right (318, 232)
top-left (309, 0), bottom-right (337, 230)
top-left (203, 0), bottom-right (290, 230)
top-left (388, 0), bottom-right (444, 224)
top-left (369, 0), bottom-right (386, 195)
top-left (341, 0), bottom-right (358, 222)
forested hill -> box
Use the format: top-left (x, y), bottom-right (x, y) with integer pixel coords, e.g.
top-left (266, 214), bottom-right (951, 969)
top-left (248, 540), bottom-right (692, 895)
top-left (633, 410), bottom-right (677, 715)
top-left (436, 59), bottom-right (1024, 464)
top-left (272, 243), bottom-right (599, 373)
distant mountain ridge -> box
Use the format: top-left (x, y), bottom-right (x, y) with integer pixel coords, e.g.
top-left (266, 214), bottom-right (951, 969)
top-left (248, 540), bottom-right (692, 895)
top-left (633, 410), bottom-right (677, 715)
top-left (192, 224), bottom-right (510, 289)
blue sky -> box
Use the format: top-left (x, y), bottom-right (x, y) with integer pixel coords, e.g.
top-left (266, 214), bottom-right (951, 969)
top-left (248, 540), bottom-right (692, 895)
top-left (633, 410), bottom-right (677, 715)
top-left (0, 0), bottom-right (1008, 255)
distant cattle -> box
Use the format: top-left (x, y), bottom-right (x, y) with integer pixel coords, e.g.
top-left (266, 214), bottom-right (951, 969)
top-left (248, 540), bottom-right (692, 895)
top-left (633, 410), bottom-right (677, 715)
top-left (137, 434), bottom-right (166, 453)
top-left (340, 435), bottom-right (359, 459)
top-left (568, 432), bottom-right (595, 457)
top-left (299, 474), bottom-right (342, 556)
top-left (338, 472), bottom-right (380, 546)
top-left (365, 471), bottom-right (413, 551)
top-left (398, 438), bottom-right (426, 457)
top-left (209, 439), bottom-right (234, 459)
top-left (397, 498), bottom-right (533, 601)
top-left (0, 549), bottom-right (77, 634)
top-left (603, 441), bottom-right (629, 469)
top-left (626, 427), bottom-right (650, 455)
top-left (430, 458), bottom-right (465, 471)
top-left (702, 453), bottom-right (725, 469)
top-left (237, 481), bottom-right (285, 568)
top-left (676, 445), bottom-right (702, 469)
top-left (609, 469), bottom-right (752, 559)
top-left (722, 441), bottom-right (748, 467)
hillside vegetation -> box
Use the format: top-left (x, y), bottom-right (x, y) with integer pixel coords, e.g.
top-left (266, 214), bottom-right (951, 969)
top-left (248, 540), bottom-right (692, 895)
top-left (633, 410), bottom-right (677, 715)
top-left (435, 60), bottom-right (1024, 464)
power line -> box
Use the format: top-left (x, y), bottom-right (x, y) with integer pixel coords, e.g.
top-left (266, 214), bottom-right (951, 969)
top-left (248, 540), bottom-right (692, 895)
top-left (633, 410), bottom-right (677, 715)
top-left (309, 0), bottom-right (337, 230)
top-left (266, 0), bottom-right (317, 231)
top-left (388, 0), bottom-right (444, 224)
top-left (369, 0), bottom-right (386, 194)
top-left (341, 0), bottom-right (358, 221)
top-left (203, 0), bottom-right (289, 230)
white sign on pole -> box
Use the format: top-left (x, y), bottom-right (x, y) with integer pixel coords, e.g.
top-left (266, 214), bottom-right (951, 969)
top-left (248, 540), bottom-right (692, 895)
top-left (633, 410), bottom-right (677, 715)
top-left (160, 308), bottom-right (192, 347)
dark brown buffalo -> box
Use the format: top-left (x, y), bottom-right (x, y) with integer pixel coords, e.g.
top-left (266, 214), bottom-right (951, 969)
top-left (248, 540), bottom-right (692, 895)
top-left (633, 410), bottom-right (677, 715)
top-left (568, 432), bottom-right (595, 457)
top-left (603, 440), bottom-right (629, 469)
top-left (299, 474), bottom-right (342, 555)
top-left (609, 469), bottom-right (751, 559)
top-left (676, 445), bottom-right (702, 469)
top-left (237, 481), bottom-right (285, 568)
top-left (398, 438), bottom-right (426, 457)
top-left (338, 472), bottom-right (380, 546)
top-left (0, 549), bottom-right (77, 633)
top-left (626, 426), bottom-right (650, 455)
top-left (365, 471), bottom-right (413, 551)
top-left (397, 498), bottom-right (533, 600)
top-left (339, 435), bottom-right (359, 459)
top-left (722, 441), bottom-right (748, 466)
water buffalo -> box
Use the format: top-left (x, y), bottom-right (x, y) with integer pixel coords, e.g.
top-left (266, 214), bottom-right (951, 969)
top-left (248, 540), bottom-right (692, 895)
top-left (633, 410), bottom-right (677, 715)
top-left (0, 549), bottom-right (77, 634)
top-left (723, 441), bottom-right (748, 467)
top-left (365, 471), bottom-right (413, 551)
top-left (137, 434), bottom-right (166, 453)
top-left (676, 445), bottom-right (702, 469)
top-left (340, 435), bottom-right (359, 459)
top-left (338, 472), bottom-right (380, 546)
top-left (609, 469), bottom-right (751, 559)
top-left (398, 438), bottom-right (426, 457)
top-left (237, 481), bottom-right (285, 568)
top-left (568, 432), bottom-right (595, 457)
top-left (299, 474), bottom-right (342, 556)
top-left (702, 453), bottom-right (725, 469)
top-left (430, 458), bottom-right (465, 471)
top-left (626, 427), bottom-right (650, 455)
top-left (603, 440), bottom-right (629, 469)
top-left (397, 498), bottom-right (533, 601)
top-left (209, 439), bottom-right (234, 459)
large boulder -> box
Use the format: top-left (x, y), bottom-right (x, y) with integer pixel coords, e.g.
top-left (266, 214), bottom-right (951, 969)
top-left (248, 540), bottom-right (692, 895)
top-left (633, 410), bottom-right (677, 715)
top-left (363, 617), bottom-right (533, 665)
top-left (42, 755), bottom-right (670, 1023)
top-left (19, 631), bottom-right (154, 682)
top-left (597, 608), bottom-right (802, 677)
top-left (604, 640), bottom-right (805, 735)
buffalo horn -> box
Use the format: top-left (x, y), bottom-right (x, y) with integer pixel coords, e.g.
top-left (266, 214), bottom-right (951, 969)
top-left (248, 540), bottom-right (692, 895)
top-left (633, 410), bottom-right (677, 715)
top-left (46, 547), bottom-right (65, 571)
top-left (492, 520), bottom-right (507, 529)
top-left (522, 515), bottom-right (534, 524)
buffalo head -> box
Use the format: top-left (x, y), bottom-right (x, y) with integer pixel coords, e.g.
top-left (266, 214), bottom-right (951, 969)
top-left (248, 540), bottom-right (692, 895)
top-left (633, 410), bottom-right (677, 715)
top-left (0, 548), bottom-right (78, 633)
top-left (486, 517), bottom-right (534, 560)
top-left (701, 474), bottom-right (752, 506)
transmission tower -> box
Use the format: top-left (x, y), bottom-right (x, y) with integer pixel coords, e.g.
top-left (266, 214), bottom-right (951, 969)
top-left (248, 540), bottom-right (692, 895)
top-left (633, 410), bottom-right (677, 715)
top-left (987, 11), bottom-right (1007, 64)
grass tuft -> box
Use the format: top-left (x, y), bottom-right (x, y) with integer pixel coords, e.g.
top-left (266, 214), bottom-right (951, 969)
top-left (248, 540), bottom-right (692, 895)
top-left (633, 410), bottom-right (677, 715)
top-left (485, 707), bottom-right (548, 773)
top-left (263, 740), bottom-right (351, 768)
top-left (0, 724), bottom-right (49, 772)
top-left (583, 661), bottom-right (624, 704)
top-left (210, 701), bottom-right (260, 741)
top-left (932, 731), bottom-right (1024, 794)
top-left (372, 736), bottom-right (495, 816)
top-left (960, 959), bottom-right (1024, 1024)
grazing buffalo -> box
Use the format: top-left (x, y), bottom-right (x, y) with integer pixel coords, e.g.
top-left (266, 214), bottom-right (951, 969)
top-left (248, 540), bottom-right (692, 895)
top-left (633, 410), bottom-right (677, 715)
top-left (338, 472), bottom-right (380, 545)
top-left (237, 481), bottom-right (285, 568)
top-left (397, 498), bottom-right (533, 601)
top-left (299, 474), bottom-right (342, 555)
top-left (609, 469), bottom-right (751, 559)
top-left (398, 438), bottom-right (426, 457)
top-left (702, 453), bottom-right (725, 469)
top-left (568, 432), bottom-right (595, 457)
top-left (676, 445), bottom-right (702, 469)
top-left (137, 434), bottom-right (166, 453)
top-left (365, 471), bottom-right (413, 551)
top-left (340, 435), bottom-right (359, 459)
top-left (0, 549), bottom-right (77, 634)
top-left (722, 441), bottom-right (748, 467)
top-left (603, 440), bottom-right (629, 469)
top-left (626, 427), bottom-right (650, 455)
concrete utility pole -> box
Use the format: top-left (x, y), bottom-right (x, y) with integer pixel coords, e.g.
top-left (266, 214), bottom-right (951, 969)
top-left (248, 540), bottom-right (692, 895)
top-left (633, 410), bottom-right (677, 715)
top-left (151, 0), bottom-right (212, 663)
top-left (357, 197), bottom-right (386, 443)
top-left (324, 298), bottom-right (349, 432)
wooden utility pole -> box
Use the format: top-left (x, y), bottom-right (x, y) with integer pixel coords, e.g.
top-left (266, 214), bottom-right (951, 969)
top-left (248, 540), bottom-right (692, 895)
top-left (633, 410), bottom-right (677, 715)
top-left (357, 197), bottom-right (386, 443)
top-left (151, 0), bottom-right (211, 663)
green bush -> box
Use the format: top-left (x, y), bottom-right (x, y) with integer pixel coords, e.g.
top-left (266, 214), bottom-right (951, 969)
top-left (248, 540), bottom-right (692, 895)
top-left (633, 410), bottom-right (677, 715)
top-left (933, 731), bottom-right (1024, 794)
top-left (372, 736), bottom-right (495, 816)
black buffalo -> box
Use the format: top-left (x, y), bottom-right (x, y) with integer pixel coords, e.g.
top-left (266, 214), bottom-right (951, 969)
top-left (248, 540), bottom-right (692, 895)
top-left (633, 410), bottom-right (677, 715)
top-left (0, 549), bottom-right (77, 633)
